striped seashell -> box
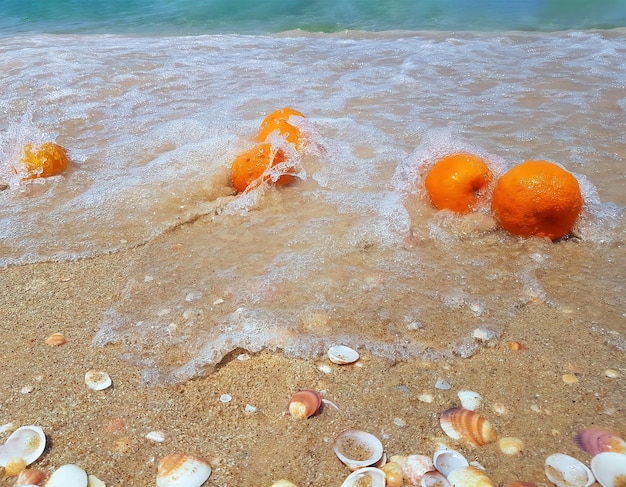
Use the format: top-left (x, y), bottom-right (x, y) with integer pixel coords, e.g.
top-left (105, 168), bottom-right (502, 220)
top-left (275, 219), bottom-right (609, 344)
top-left (156, 454), bottom-right (211, 487)
top-left (575, 428), bottom-right (626, 456)
top-left (440, 407), bottom-right (497, 447)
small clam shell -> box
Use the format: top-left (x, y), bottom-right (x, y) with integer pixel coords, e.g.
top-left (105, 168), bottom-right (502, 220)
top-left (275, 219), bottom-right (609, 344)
top-left (433, 449), bottom-right (469, 477)
top-left (448, 466), bottom-right (494, 487)
top-left (0, 425), bottom-right (46, 467)
top-left (288, 390), bottom-right (322, 419)
top-left (341, 467), bottom-right (386, 487)
top-left (85, 370), bottom-right (112, 391)
top-left (328, 345), bottom-right (360, 365)
top-left (422, 471), bottom-right (452, 487)
top-left (15, 468), bottom-right (46, 486)
top-left (403, 454), bottom-right (435, 485)
top-left (544, 453), bottom-right (594, 487)
top-left (271, 481), bottom-right (299, 487)
top-left (590, 452), bottom-right (626, 487)
top-left (45, 464), bottom-right (88, 487)
top-left (156, 454), bottom-right (211, 487)
top-left (333, 430), bottom-right (384, 472)
top-left (440, 408), bottom-right (497, 447)
top-left (457, 391), bottom-right (482, 411)
top-left (382, 461), bottom-right (404, 487)
top-left (45, 332), bottom-right (66, 346)
top-left (575, 428), bottom-right (626, 455)
top-left (498, 437), bottom-right (524, 456)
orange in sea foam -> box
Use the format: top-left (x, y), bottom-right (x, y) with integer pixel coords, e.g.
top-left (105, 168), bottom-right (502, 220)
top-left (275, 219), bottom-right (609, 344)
top-left (424, 152), bottom-right (493, 214)
top-left (231, 142), bottom-right (293, 193)
top-left (18, 142), bottom-right (69, 179)
top-left (256, 107), bottom-right (305, 149)
top-left (491, 160), bottom-right (583, 240)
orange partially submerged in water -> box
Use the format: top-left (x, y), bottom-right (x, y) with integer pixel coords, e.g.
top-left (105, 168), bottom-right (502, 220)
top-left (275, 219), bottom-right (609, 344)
top-left (491, 160), bottom-right (583, 240)
top-left (256, 107), bottom-right (305, 149)
top-left (424, 152), bottom-right (493, 214)
top-left (18, 142), bottom-right (69, 179)
top-left (231, 142), bottom-right (293, 193)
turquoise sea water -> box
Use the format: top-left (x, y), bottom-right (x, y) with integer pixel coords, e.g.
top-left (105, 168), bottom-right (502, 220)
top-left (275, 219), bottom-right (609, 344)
top-left (2, 0), bottom-right (626, 34)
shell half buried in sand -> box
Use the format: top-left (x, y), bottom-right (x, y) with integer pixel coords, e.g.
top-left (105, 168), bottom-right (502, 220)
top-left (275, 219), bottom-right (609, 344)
top-left (45, 464), bottom-right (88, 487)
top-left (156, 454), bottom-right (212, 487)
top-left (590, 452), bottom-right (626, 487)
top-left (544, 453), bottom-right (595, 487)
top-left (84, 370), bottom-right (112, 391)
top-left (333, 430), bottom-right (384, 471)
top-left (328, 345), bottom-right (360, 365)
top-left (0, 425), bottom-right (46, 468)
top-left (341, 466), bottom-right (386, 487)
top-left (447, 466), bottom-right (495, 487)
top-left (440, 407), bottom-right (497, 447)
top-left (575, 428), bottom-right (626, 456)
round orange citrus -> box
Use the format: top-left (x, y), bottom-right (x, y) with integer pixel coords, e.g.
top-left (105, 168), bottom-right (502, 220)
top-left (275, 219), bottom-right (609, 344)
top-left (256, 107), bottom-right (305, 149)
top-left (19, 142), bottom-right (69, 179)
top-left (424, 152), bottom-right (493, 214)
top-left (231, 142), bottom-right (293, 193)
top-left (491, 160), bottom-right (583, 240)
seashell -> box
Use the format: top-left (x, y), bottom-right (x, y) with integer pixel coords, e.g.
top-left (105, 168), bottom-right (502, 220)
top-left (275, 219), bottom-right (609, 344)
top-left (507, 341), bottom-right (525, 351)
top-left (156, 454), bottom-right (211, 487)
top-left (422, 470), bottom-right (452, 487)
top-left (341, 467), bottom-right (386, 487)
top-left (457, 391), bottom-right (482, 411)
top-left (435, 378), bottom-right (452, 390)
top-left (87, 474), bottom-right (107, 487)
top-left (498, 437), bottom-right (524, 456)
top-left (288, 390), bottom-right (322, 419)
top-left (271, 481), bottom-right (298, 487)
top-left (0, 425), bottom-right (46, 468)
top-left (146, 431), bottom-right (166, 443)
top-left (544, 453), bottom-right (594, 487)
top-left (45, 333), bottom-right (66, 346)
top-left (333, 430), bottom-right (384, 472)
top-left (45, 464), bottom-right (88, 487)
top-left (433, 449), bottom-right (469, 477)
top-left (590, 452), bottom-right (626, 487)
top-left (85, 370), bottom-right (112, 391)
top-left (440, 408), bottom-right (497, 447)
top-left (403, 454), bottom-right (435, 485)
top-left (328, 345), bottom-right (359, 365)
top-left (447, 466), bottom-right (494, 487)
top-left (382, 461), bottom-right (404, 487)
top-left (15, 468), bottom-right (46, 486)
top-left (575, 428), bottom-right (626, 455)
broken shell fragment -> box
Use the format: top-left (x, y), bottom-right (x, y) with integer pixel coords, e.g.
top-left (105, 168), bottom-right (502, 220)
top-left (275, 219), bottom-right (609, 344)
top-left (156, 454), bottom-right (211, 487)
top-left (341, 467), bottom-right (386, 487)
top-left (0, 425), bottom-right (46, 468)
top-left (85, 370), bottom-right (112, 391)
top-left (432, 449), bottom-right (469, 477)
top-left (45, 464), bottom-right (88, 487)
top-left (271, 481), bottom-right (298, 487)
top-left (15, 468), bottom-right (46, 486)
top-left (333, 430), bottom-right (384, 472)
top-left (447, 466), bottom-right (494, 487)
top-left (422, 470), bottom-right (452, 487)
top-left (87, 474), bottom-right (107, 487)
top-left (403, 454), bottom-right (435, 485)
top-left (590, 452), bottom-right (626, 487)
top-left (288, 390), bottom-right (322, 419)
top-left (544, 453), bottom-right (594, 487)
top-left (498, 437), bottom-right (524, 456)
top-left (440, 407), bottom-right (497, 446)
top-left (575, 428), bottom-right (626, 455)
top-left (45, 333), bottom-right (67, 346)
top-left (328, 345), bottom-right (360, 365)
top-left (457, 390), bottom-right (482, 411)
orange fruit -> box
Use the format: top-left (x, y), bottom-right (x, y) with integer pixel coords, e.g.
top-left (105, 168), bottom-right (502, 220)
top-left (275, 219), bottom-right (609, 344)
top-left (19, 142), bottom-right (69, 179)
top-left (231, 142), bottom-right (293, 193)
top-left (424, 152), bottom-right (493, 214)
top-left (491, 160), bottom-right (583, 240)
top-left (256, 107), bottom-right (305, 149)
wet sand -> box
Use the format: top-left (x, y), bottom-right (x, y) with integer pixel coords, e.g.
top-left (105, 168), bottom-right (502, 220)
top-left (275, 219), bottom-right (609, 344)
top-left (0, 223), bottom-right (624, 487)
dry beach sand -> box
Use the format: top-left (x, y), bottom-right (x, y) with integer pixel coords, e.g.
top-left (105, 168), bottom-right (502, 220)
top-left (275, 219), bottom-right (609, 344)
top-left (0, 219), bottom-right (625, 487)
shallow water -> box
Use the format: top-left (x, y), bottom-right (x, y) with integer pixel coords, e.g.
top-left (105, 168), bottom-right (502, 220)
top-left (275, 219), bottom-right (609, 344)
top-left (1, 30), bottom-right (624, 383)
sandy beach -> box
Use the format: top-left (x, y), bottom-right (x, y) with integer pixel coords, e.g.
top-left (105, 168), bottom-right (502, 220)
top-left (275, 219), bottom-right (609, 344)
top-left (1, 214), bottom-right (624, 487)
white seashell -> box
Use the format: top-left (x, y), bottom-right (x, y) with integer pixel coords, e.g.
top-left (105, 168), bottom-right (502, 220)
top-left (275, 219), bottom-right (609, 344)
top-left (156, 454), bottom-right (211, 487)
top-left (45, 464), bottom-right (88, 487)
top-left (87, 474), bottom-right (107, 487)
top-left (219, 394), bottom-right (232, 403)
top-left (146, 431), bottom-right (166, 443)
top-left (0, 425), bottom-right (46, 467)
top-left (333, 430), bottom-right (384, 472)
top-left (498, 437), bottom-right (524, 456)
top-left (341, 467), bottom-right (386, 487)
top-left (328, 345), bottom-right (359, 365)
top-left (433, 449), bottom-right (469, 477)
top-left (403, 454), bottom-right (435, 485)
top-left (590, 452), bottom-right (626, 487)
top-left (544, 453), bottom-right (594, 487)
top-left (84, 370), bottom-right (112, 391)
top-left (447, 466), bottom-right (494, 487)
top-left (457, 391), bottom-right (482, 411)
top-left (422, 470), bottom-right (452, 487)
top-left (271, 481), bottom-right (298, 487)
top-left (435, 378), bottom-right (451, 390)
